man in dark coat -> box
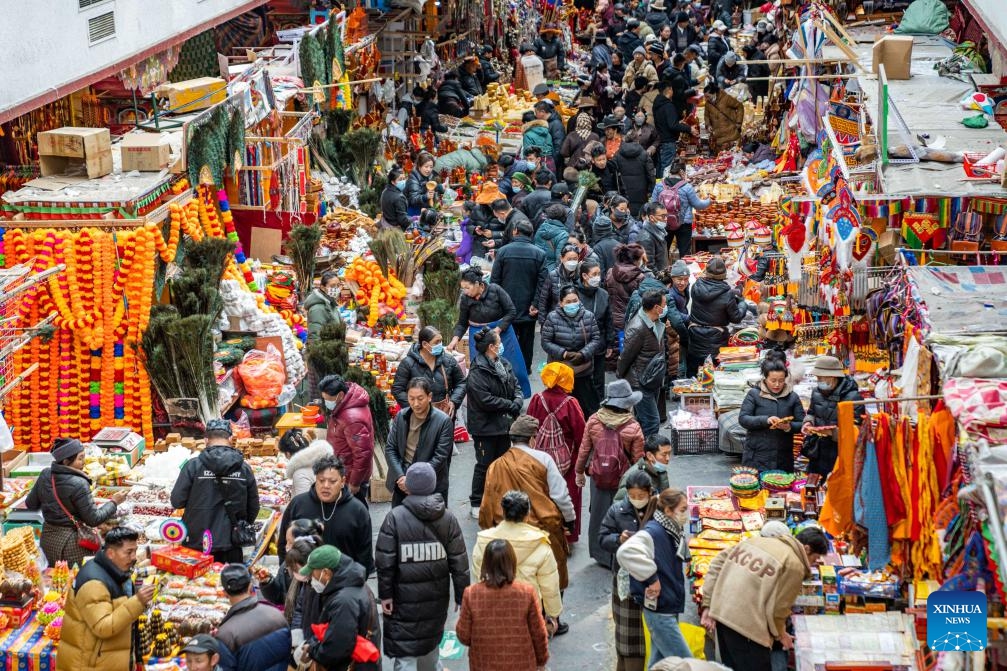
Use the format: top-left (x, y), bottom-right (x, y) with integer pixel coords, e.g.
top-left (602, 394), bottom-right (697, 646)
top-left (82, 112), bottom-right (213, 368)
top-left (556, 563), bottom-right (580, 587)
top-left (536, 101), bottom-right (566, 171)
top-left (686, 257), bottom-right (748, 375)
top-left (644, 0), bottom-right (671, 31)
top-left (534, 26), bottom-right (567, 75)
top-left (617, 289), bottom-right (668, 436)
top-left (491, 215), bottom-right (548, 371)
top-left (216, 564), bottom-right (291, 671)
top-left (375, 463), bottom-right (470, 671)
top-left (519, 169), bottom-right (555, 224)
top-left (592, 216), bottom-right (621, 280)
top-left (492, 197), bottom-right (534, 248)
top-left (380, 167), bottom-right (412, 230)
top-left (458, 57), bottom-right (484, 98)
top-left (670, 12), bottom-right (699, 53)
top-left (617, 19), bottom-right (645, 64)
top-left (385, 379), bottom-right (455, 507)
top-left (611, 140), bottom-right (654, 217)
top-left (477, 45), bottom-right (500, 88)
top-left (437, 73), bottom-right (470, 117)
top-left (278, 456), bottom-right (373, 573)
top-left (302, 546), bottom-right (381, 671)
top-left (636, 201), bottom-right (669, 273)
top-left (171, 420), bottom-right (259, 564)
top-left (652, 79), bottom-right (695, 178)
top-left (706, 20), bottom-right (731, 74)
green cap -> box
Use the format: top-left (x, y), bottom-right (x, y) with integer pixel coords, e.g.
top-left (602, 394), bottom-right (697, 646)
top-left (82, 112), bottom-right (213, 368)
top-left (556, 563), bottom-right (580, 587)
top-left (299, 545), bottom-right (343, 576)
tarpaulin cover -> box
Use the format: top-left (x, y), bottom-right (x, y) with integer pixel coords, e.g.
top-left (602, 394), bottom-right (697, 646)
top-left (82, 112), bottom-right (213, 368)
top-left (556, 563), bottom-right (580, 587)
top-left (909, 265), bottom-right (1007, 336)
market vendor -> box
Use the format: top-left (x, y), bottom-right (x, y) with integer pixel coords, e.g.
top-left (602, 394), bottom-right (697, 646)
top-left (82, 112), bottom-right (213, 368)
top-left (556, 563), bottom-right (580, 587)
top-left (391, 325), bottom-right (467, 416)
top-left (738, 351), bottom-right (806, 473)
top-left (380, 166), bottom-right (413, 231)
top-left (802, 356), bottom-right (865, 478)
top-left (703, 82), bottom-right (744, 154)
top-left (437, 72), bottom-right (470, 118)
top-left (459, 55), bottom-right (485, 99)
top-left (26, 437), bottom-right (125, 566)
top-left (534, 24), bottom-right (566, 79)
top-left (516, 42), bottom-right (546, 99)
top-left (449, 267), bottom-right (531, 396)
top-left (404, 152), bottom-right (440, 217)
top-left (304, 270), bottom-right (343, 342)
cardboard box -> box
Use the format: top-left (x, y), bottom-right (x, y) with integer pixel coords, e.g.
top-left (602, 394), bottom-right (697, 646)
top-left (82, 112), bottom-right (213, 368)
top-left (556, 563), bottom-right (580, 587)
top-left (1, 452), bottom-right (26, 478)
top-left (152, 546), bottom-right (213, 579)
top-left (157, 77), bottom-right (227, 113)
top-left (0, 597), bottom-right (35, 629)
top-left (37, 127), bottom-right (112, 179)
top-left (120, 133), bottom-right (171, 172)
top-left (872, 35), bottom-right (914, 80)
top-left (10, 453), bottom-right (54, 478)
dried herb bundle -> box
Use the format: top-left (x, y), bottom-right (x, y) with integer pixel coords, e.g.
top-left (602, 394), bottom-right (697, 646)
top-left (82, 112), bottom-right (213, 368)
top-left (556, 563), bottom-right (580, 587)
top-left (286, 223), bottom-right (323, 301)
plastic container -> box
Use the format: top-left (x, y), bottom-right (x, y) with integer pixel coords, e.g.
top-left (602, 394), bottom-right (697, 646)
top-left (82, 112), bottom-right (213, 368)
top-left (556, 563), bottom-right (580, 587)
top-left (670, 428), bottom-right (720, 455)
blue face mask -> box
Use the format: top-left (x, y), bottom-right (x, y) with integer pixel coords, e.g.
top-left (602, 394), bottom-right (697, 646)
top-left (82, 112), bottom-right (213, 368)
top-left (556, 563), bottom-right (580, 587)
top-left (395, 179), bottom-right (407, 190)
top-left (497, 341), bottom-right (505, 357)
top-left (563, 303), bottom-right (580, 316)
top-left (653, 461), bottom-right (668, 473)
top-left (659, 305), bottom-right (668, 319)
top-left (430, 344), bottom-right (445, 356)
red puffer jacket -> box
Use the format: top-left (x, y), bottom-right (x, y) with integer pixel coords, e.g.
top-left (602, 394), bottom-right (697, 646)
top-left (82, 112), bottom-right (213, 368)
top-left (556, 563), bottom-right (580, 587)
top-left (325, 383), bottom-right (375, 488)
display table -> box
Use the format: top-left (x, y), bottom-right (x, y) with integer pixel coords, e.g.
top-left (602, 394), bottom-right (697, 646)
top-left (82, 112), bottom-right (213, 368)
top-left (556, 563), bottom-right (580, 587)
top-left (274, 412), bottom-right (321, 437)
top-left (0, 614), bottom-right (56, 671)
top-left (793, 612), bottom-right (919, 671)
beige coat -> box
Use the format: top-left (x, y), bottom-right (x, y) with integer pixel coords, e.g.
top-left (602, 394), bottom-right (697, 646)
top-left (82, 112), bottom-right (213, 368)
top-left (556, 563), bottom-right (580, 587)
top-left (701, 534), bottom-right (811, 647)
top-left (472, 521), bottom-right (562, 617)
top-left (623, 59), bottom-right (658, 89)
top-left (58, 578), bottom-right (146, 671)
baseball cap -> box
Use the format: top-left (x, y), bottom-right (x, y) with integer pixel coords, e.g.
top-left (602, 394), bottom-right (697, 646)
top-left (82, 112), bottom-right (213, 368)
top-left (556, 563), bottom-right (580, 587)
top-left (299, 545), bottom-right (344, 576)
top-left (181, 634), bottom-right (220, 656)
top-left (220, 563), bottom-right (252, 595)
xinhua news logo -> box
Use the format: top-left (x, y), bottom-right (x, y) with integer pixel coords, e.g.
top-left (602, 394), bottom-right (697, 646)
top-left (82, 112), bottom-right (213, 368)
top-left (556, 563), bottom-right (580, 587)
top-left (928, 590), bottom-right (987, 652)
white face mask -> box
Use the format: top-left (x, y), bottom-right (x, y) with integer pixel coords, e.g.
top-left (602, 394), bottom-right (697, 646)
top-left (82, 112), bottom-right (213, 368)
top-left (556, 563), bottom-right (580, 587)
top-left (672, 510), bottom-right (689, 526)
top-left (587, 275), bottom-right (602, 288)
top-left (311, 577), bottom-right (326, 593)
top-left (324, 399), bottom-right (338, 411)
top-left (563, 260), bottom-right (579, 272)
top-left (629, 497), bottom-right (650, 510)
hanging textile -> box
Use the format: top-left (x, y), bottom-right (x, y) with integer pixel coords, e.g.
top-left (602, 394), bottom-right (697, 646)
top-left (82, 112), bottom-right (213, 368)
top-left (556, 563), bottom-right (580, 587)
top-left (930, 403), bottom-right (956, 492)
top-left (169, 30), bottom-right (220, 82)
top-left (855, 433), bottom-right (891, 570)
top-left (872, 413), bottom-right (907, 527)
top-left (819, 400), bottom-right (857, 536)
top-left (911, 413), bottom-right (943, 580)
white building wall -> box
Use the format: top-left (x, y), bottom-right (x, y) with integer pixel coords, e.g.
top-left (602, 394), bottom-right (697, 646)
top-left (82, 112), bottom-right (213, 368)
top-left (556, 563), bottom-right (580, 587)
top-left (0, 0), bottom-right (265, 116)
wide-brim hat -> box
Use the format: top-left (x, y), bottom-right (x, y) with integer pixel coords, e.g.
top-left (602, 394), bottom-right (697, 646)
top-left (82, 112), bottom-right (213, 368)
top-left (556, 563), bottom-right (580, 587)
top-left (578, 95), bottom-right (598, 108)
top-left (541, 23), bottom-right (562, 34)
top-left (603, 379), bottom-right (644, 409)
top-left (810, 356), bottom-right (845, 377)
top-left (598, 115), bottom-right (623, 130)
top-left (651, 0), bottom-right (667, 10)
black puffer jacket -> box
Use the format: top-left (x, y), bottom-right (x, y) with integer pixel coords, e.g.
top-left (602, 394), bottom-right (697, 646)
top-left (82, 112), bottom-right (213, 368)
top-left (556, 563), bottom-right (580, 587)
top-left (612, 142), bottom-right (654, 215)
top-left (278, 486), bottom-right (373, 573)
top-left (384, 408), bottom-right (455, 498)
top-left (307, 555), bottom-right (380, 671)
top-left (536, 264), bottom-right (581, 321)
top-left (540, 305), bottom-right (603, 373)
top-left (519, 187), bottom-right (553, 225)
top-left (491, 237), bottom-right (549, 324)
top-left (403, 169), bottom-right (429, 214)
top-left (805, 376), bottom-right (865, 476)
top-left (391, 344), bottom-right (467, 408)
top-left (637, 220), bottom-right (669, 273)
top-left (375, 493), bottom-right (470, 658)
top-left (458, 68), bottom-right (484, 98)
top-left (576, 281), bottom-right (615, 350)
top-left (465, 354), bottom-right (523, 436)
top-left (437, 79), bottom-right (470, 118)
top-left (26, 464), bottom-right (116, 529)
top-left (170, 446), bottom-right (259, 553)
top-left (618, 313), bottom-right (666, 390)
top-left (688, 277), bottom-right (748, 358)
top-left (738, 383), bottom-right (806, 472)
top-left (380, 183), bottom-right (412, 230)
top-left (599, 498), bottom-right (650, 572)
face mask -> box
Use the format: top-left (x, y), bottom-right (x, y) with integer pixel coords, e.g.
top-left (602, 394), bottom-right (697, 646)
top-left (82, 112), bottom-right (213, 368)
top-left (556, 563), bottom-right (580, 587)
top-left (395, 179), bottom-right (407, 190)
top-left (563, 260), bottom-right (579, 272)
top-left (629, 497), bottom-right (650, 510)
top-left (635, 115), bottom-right (645, 126)
top-left (652, 461), bottom-right (668, 473)
top-left (817, 381), bottom-right (835, 393)
top-left (324, 399), bottom-right (338, 411)
top-left (673, 510), bottom-right (689, 526)
top-left (496, 342), bottom-right (505, 357)
top-left (563, 303), bottom-right (580, 316)
top-left (430, 344), bottom-right (445, 356)
top-left (659, 305), bottom-right (668, 319)
top-left (587, 276), bottom-right (602, 288)
top-left (311, 578), bottom-right (326, 594)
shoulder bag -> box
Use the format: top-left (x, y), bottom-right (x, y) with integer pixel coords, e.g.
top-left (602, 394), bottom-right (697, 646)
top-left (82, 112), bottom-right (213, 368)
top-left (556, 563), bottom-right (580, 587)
top-left (50, 475), bottom-right (101, 552)
top-left (432, 365), bottom-right (454, 415)
top-left (210, 463), bottom-right (256, 547)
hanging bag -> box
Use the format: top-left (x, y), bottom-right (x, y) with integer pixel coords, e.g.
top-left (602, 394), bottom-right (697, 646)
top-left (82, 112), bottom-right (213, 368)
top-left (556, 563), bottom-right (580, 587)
top-left (50, 475), bottom-right (101, 552)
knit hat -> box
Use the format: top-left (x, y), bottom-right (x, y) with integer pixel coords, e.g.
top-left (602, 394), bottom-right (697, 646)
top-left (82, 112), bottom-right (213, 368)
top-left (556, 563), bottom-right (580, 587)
top-left (405, 462), bottom-right (437, 496)
top-left (512, 172), bottom-right (533, 191)
top-left (724, 52), bottom-right (738, 66)
top-left (670, 259), bottom-right (690, 277)
top-left (603, 379), bottom-right (643, 410)
top-left (520, 42), bottom-right (535, 53)
top-left (810, 356), bottom-right (845, 378)
top-left (633, 46), bottom-right (647, 57)
top-left (759, 521), bottom-right (792, 538)
top-left (205, 418), bottom-right (233, 437)
top-left (509, 414), bottom-right (540, 439)
top-left (648, 42), bottom-right (666, 57)
top-left (593, 216), bottom-right (614, 238)
top-left (541, 362), bottom-right (575, 393)
top-left (220, 563), bottom-right (252, 594)
top-left (51, 438), bottom-right (84, 464)
top-left (300, 545), bottom-right (344, 575)
top-left (532, 83), bottom-right (551, 97)
top-left (705, 257), bottom-right (728, 280)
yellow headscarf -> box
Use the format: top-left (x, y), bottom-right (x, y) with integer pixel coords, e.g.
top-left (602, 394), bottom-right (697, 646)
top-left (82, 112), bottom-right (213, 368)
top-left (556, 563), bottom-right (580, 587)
top-left (540, 362), bottom-right (575, 393)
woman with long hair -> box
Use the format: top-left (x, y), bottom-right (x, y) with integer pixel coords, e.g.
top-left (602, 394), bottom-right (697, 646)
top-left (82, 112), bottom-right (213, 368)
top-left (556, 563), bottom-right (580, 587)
top-left (456, 539), bottom-right (550, 671)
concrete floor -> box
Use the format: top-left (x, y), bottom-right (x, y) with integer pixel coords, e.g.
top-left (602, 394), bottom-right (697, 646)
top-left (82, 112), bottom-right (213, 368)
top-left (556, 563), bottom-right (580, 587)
top-left (364, 345), bottom-right (739, 670)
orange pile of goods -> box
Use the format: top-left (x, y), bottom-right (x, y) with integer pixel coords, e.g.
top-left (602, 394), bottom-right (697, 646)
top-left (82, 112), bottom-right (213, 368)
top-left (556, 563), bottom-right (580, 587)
top-left (694, 201), bottom-right (780, 233)
top-left (342, 258), bottom-right (407, 327)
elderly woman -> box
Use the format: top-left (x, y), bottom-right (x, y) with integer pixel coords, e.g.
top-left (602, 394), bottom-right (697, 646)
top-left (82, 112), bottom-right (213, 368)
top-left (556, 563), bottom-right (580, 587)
top-left (527, 363), bottom-right (587, 542)
top-left (26, 438), bottom-right (125, 566)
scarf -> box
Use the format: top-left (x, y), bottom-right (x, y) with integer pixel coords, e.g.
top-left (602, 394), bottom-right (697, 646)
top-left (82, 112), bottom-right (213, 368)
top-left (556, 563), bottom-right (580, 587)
top-left (596, 406), bottom-right (633, 429)
top-left (758, 379), bottom-right (794, 399)
top-left (575, 113), bottom-right (593, 139)
top-left (654, 510), bottom-right (691, 562)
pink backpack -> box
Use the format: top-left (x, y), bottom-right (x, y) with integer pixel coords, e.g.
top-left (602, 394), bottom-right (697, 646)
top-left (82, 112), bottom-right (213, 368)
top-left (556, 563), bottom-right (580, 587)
top-left (536, 396), bottom-right (574, 475)
top-left (658, 182), bottom-right (685, 232)
top-left (590, 425), bottom-right (630, 490)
